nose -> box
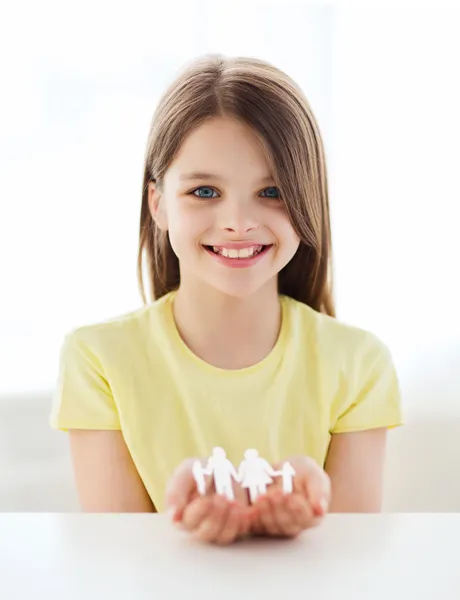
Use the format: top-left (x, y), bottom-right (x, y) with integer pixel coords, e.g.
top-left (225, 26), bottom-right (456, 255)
top-left (217, 198), bottom-right (258, 236)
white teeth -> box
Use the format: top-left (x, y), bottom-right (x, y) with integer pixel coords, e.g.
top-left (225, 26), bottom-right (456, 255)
top-left (212, 245), bottom-right (263, 258)
top-left (238, 247), bottom-right (251, 258)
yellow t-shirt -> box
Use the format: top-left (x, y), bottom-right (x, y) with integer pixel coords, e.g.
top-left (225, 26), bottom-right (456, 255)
top-left (50, 291), bottom-right (403, 511)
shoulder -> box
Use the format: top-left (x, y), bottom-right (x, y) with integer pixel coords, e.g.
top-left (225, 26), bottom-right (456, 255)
top-left (282, 297), bottom-right (403, 432)
top-left (51, 293), bottom-right (176, 432)
top-left (62, 293), bottom-right (174, 361)
top-left (282, 295), bottom-right (392, 365)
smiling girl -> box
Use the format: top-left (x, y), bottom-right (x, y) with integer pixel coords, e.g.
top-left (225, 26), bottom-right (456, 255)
top-left (51, 54), bottom-right (403, 544)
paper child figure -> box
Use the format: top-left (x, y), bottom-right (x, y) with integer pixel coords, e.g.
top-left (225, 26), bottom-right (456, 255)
top-left (202, 447), bottom-right (240, 501)
top-left (277, 461), bottom-right (296, 494)
top-left (192, 460), bottom-right (208, 496)
top-left (238, 449), bottom-right (280, 504)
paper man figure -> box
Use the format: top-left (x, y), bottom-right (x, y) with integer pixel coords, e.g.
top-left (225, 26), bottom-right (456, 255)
top-left (192, 460), bottom-right (207, 496)
top-left (202, 447), bottom-right (240, 501)
top-left (277, 461), bottom-right (296, 494)
top-left (238, 449), bottom-right (280, 504)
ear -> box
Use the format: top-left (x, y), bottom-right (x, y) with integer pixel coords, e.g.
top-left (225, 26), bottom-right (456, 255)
top-left (148, 181), bottom-right (168, 231)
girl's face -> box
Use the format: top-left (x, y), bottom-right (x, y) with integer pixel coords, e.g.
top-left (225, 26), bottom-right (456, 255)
top-left (149, 116), bottom-right (300, 299)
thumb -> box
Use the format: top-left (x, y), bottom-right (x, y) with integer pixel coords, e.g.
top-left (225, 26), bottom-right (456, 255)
top-left (164, 458), bottom-right (198, 521)
top-left (291, 456), bottom-right (331, 516)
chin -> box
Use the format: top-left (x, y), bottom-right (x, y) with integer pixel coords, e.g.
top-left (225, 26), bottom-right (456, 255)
top-left (204, 276), bottom-right (277, 300)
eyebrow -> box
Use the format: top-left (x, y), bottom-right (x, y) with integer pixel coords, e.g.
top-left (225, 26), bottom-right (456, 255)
top-left (179, 172), bottom-right (275, 185)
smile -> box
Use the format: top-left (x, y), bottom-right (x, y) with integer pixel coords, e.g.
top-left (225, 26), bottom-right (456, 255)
top-left (202, 244), bottom-right (273, 268)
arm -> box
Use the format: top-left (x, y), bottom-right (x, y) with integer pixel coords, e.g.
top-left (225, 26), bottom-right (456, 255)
top-left (229, 462), bottom-right (240, 482)
top-left (324, 427), bottom-right (387, 512)
top-left (69, 429), bottom-right (156, 512)
top-left (262, 459), bottom-right (279, 477)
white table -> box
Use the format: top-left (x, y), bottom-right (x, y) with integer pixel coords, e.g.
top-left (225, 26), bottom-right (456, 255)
top-left (0, 514), bottom-right (458, 599)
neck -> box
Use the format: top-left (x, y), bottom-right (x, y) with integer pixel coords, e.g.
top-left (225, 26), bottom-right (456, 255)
top-left (172, 278), bottom-right (282, 369)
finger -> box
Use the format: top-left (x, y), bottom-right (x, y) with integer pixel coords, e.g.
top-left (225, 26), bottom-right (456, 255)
top-left (304, 469), bottom-right (330, 517)
top-left (191, 495), bottom-right (230, 543)
top-left (182, 496), bottom-right (214, 531)
top-left (286, 492), bottom-right (315, 530)
top-left (203, 467), bottom-right (217, 496)
top-left (273, 489), bottom-right (324, 531)
top-left (240, 504), bottom-right (257, 538)
top-left (292, 457), bottom-right (331, 516)
top-left (306, 514), bottom-right (325, 529)
top-left (269, 490), bottom-right (302, 538)
top-left (164, 459), bottom-right (198, 521)
top-left (233, 482), bottom-right (250, 507)
top-left (250, 521), bottom-right (265, 536)
top-left (165, 458), bottom-right (215, 521)
top-left (256, 495), bottom-right (281, 537)
top-left (216, 504), bottom-right (244, 545)
top-left (241, 505), bottom-right (256, 537)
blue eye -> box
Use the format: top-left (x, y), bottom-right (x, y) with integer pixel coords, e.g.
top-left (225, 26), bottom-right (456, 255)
top-left (260, 186), bottom-right (280, 199)
top-left (191, 186), bottom-right (219, 199)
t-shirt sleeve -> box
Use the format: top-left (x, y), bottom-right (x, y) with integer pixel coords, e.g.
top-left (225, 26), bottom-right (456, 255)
top-left (330, 333), bottom-right (403, 434)
top-left (50, 330), bottom-right (121, 432)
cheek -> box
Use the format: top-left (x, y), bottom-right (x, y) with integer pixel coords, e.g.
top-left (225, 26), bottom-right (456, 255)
top-left (275, 211), bottom-right (301, 247)
top-left (167, 204), bottom-right (210, 250)
top-left (288, 226), bottom-right (301, 248)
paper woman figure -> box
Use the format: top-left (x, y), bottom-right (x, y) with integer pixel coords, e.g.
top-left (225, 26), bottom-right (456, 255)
top-left (203, 447), bottom-right (240, 501)
top-left (238, 449), bottom-right (279, 504)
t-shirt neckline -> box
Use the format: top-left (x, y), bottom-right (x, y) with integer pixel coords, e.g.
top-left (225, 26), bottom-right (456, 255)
top-left (163, 291), bottom-right (289, 377)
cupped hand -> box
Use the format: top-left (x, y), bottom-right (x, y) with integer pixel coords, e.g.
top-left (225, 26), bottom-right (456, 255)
top-left (164, 458), bottom-right (253, 545)
top-left (251, 456), bottom-right (331, 538)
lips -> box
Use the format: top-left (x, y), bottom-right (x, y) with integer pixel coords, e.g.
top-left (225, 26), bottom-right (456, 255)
top-left (202, 243), bottom-right (273, 267)
top-left (207, 244), bottom-right (266, 258)
top-left (208, 242), bottom-right (271, 249)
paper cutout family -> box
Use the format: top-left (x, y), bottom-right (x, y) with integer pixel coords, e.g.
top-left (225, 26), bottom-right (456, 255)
top-left (193, 447), bottom-right (296, 504)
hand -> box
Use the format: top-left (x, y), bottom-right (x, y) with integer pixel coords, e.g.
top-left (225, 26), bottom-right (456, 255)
top-left (164, 458), bottom-right (253, 545)
top-left (251, 456), bottom-right (331, 538)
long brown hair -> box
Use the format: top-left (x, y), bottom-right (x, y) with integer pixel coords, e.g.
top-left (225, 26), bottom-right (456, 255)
top-left (137, 54), bottom-right (335, 317)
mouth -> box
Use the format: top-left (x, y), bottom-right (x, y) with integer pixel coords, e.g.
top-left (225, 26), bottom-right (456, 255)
top-left (204, 244), bottom-right (271, 258)
top-left (202, 244), bottom-right (273, 267)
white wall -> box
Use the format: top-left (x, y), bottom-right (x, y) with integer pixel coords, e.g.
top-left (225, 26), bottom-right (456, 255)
top-left (330, 6), bottom-right (460, 412)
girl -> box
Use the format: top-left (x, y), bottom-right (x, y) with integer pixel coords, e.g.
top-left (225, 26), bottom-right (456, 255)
top-left (50, 54), bottom-right (403, 545)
